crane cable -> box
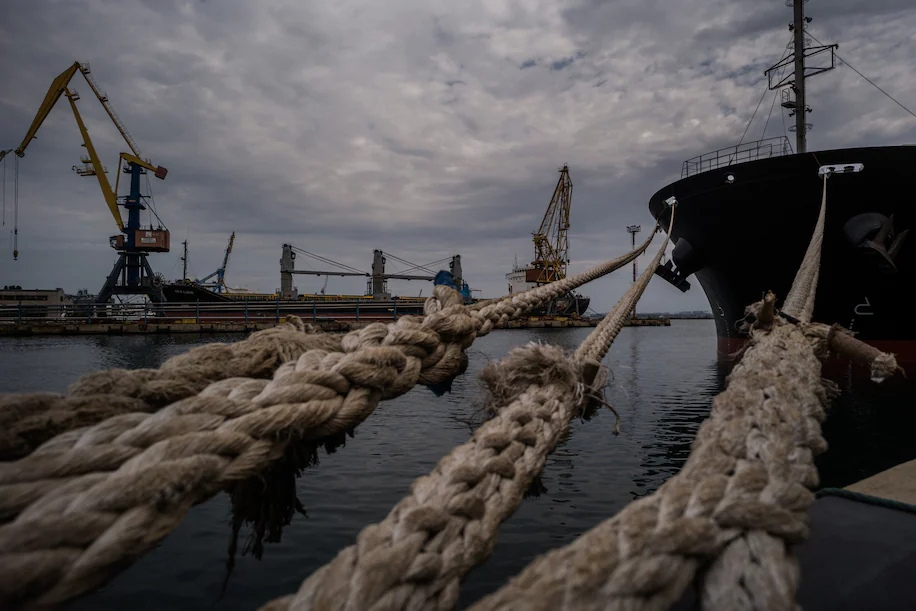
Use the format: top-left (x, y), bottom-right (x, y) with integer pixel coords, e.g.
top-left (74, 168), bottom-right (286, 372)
top-left (807, 30), bottom-right (916, 121)
top-left (142, 172), bottom-right (167, 230)
top-left (13, 156), bottom-right (19, 260)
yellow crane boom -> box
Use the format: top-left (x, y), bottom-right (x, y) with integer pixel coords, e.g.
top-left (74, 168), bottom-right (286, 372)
top-left (6, 61), bottom-right (171, 302)
top-left (531, 164), bottom-right (573, 283)
top-left (11, 61), bottom-right (167, 231)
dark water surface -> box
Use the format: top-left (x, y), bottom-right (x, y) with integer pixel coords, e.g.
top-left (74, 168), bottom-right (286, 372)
top-left (1, 321), bottom-right (914, 610)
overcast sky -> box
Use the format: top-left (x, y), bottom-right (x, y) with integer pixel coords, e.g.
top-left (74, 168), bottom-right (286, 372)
top-left (1, 0), bottom-right (914, 313)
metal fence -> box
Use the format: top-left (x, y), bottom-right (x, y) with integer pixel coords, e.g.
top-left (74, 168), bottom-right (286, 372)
top-left (681, 136), bottom-right (793, 178)
top-left (0, 298), bottom-right (425, 325)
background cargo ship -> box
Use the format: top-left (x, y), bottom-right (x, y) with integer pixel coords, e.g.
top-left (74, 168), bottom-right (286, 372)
top-left (158, 244), bottom-right (470, 322)
top-left (648, 0), bottom-right (916, 368)
top-left (506, 163), bottom-right (590, 317)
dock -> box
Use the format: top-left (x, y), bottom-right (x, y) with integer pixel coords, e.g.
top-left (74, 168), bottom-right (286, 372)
top-left (500, 315), bottom-right (670, 329)
top-left (0, 314), bottom-right (672, 336)
top-left (0, 320), bottom-right (353, 336)
top-left (845, 458), bottom-right (916, 505)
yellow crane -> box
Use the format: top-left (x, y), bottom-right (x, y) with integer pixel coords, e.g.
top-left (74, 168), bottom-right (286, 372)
top-left (531, 164), bottom-right (572, 283)
top-left (7, 61), bottom-right (170, 303)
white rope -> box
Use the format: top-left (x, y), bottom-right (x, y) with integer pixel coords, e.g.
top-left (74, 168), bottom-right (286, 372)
top-left (782, 173), bottom-right (828, 322)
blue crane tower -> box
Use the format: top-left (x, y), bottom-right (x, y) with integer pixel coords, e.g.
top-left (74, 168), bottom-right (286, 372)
top-left (2, 61), bottom-right (169, 304)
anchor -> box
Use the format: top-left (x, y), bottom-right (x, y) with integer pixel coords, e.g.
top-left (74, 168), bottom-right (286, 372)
top-left (863, 213), bottom-right (908, 273)
top-left (652, 196), bottom-right (692, 292)
top-left (843, 212), bottom-right (909, 274)
top-left (654, 259), bottom-right (691, 292)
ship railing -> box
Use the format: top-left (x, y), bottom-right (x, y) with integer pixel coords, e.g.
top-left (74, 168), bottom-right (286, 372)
top-left (0, 298), bottom-right (422, 326)
top-left (681, 136), bottom-right (793, 178)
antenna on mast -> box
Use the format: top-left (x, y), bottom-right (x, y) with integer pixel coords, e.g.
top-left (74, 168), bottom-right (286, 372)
top-left (765, 0), bottom-right (838, 153)
top-left (181, 240), bottom-right (188, 282)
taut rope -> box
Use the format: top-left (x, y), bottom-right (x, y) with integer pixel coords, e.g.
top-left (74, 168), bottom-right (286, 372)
top-left (0, 174), bottom-right (901, 611)
top-left (0, 319), bottom-right (342, 460)
top-left (267, 179), bottom-right (897, 611)
top-left (468, 307), bottom-right (833, 611)
top-left (464, 171), bottom-right (899, 611)
top-left (781, 173), bottom-right (827, 322)
top-left (260, 213), bottom-right (674, 611)
top-left (0, 231), bottom-right (657, 610)
top-left (0, 233), bottom-right (654, 464)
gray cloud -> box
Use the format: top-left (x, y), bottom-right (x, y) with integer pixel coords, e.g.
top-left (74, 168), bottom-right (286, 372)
top-left (1, 0), bottom-right (914, 313)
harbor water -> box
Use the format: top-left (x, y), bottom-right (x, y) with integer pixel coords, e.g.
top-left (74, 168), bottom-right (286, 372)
top-left (1, 320), bottom-right (914, 610)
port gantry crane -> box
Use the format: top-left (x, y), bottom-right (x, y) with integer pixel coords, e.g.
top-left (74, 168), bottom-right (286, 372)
top-left (279, 245), bottom-right (469, 301)
top-left (531, 163), bottom-right (572, 284)
top-left (7, 61), bottom-right (170, 304)
top-left (195, 231), bottom-right (235, 293)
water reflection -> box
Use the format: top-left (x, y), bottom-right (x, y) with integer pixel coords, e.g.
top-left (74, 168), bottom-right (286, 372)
top-left (521, 328), bottom-right (585, 351)
top-left (0, 334), bottom-right (241, 393)
top-left (630, 360), bottom-right (725, 498)
top-left (90, 336), bottom-right (175, 371)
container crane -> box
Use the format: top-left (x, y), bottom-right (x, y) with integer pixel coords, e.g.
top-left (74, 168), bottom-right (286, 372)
top-left (196, 231), bottom-right (235, 293)
top-left (8, 61), bottom-right (169, 304)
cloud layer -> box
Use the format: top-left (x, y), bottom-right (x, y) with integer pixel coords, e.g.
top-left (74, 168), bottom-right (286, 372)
top-left (1, 0), bottom-right (914, 312)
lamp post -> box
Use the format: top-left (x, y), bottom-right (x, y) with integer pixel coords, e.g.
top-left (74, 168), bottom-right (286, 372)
top-left (627, 225), bottom-right (641, 319)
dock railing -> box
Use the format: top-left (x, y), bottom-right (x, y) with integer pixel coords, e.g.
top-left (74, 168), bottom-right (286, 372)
top-left (0, 298), bottom-right (416, 326)
top-left (681, 136), bottom-right (793, 178)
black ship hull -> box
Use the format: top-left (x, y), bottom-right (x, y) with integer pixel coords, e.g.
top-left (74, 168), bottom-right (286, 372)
top-left (648, 145), bottom-right (916, 372)
top-left (532, 292), bottom-right (590, 317)
top-left (160, 283), bottom-right (427, 322)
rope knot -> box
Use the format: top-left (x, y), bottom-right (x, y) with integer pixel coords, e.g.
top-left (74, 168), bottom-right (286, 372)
top-left (423, 284), bottom-right (467, 316)
top-left (333, 347), bottom-right (411, 392)
top-left (738, 291), bottom-right (778, 337)
top-left (480, 343), bottom-right (583, 415)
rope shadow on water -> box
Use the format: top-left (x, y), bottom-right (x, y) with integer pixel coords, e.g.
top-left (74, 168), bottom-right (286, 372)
top-left (218, 431), bottom-right (352, 600)
top-left (218, 345), bottom-right (495, 588)
top-left (216, 349), bottom-right (619, 585)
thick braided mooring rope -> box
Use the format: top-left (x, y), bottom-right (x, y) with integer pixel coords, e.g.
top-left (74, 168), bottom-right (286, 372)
top-left (781, 173), bottom-right (827, 323)
top-left (2, 174), bottom-right (899, 611)
top-left (462, 172), bottom-right (900, 611)
top-left (267, 181), bottom-right (898, 611)
top-left (468, 306), bottom-right (831, 611)
top-left (0, 231), bottom-right (658, 610)
top-left (0, 318), bottom-right (342, 460)
top-left (0, 231), bottom-right (653, 464)
top-left (259, 214), bottom-right (673, 611)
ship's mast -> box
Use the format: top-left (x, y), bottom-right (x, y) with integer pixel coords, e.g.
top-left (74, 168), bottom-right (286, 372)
top-left (765, 0), bottom-right (837, 154)
top-left (792, 0), bottom-right (807, 153)
top-left (181, 240), bottom-right (188, 282)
